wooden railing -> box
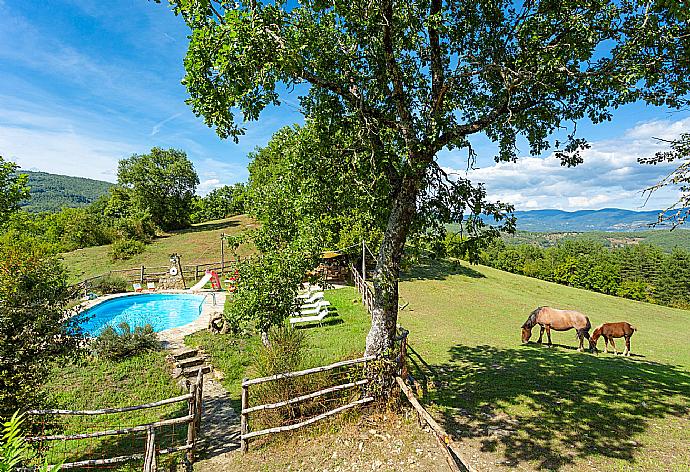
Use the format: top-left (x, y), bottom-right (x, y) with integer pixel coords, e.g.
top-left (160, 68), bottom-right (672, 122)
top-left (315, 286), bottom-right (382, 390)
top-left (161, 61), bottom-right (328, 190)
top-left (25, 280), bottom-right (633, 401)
top-left (70, 258), bottom-right (249, 299)
top-left (239, 355), bottom-right (376, 452)
top-left (350, 264), bottom-right (374, 315)
top-left (25, 372), bottom-right (204, 470)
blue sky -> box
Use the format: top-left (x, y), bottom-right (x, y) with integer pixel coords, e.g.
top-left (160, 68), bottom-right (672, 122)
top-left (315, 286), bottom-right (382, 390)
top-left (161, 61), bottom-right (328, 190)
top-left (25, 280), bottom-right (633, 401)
top-left (1, 0), bottom-right (688, 210)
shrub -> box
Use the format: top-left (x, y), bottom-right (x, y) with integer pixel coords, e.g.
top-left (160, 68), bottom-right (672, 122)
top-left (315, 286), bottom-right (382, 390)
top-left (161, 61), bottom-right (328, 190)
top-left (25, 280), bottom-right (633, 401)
top-left (250, 325), bottom-right (327, 427)
top-left (90, 323), bottom-right (159, 360)
top-left (92, 274), bottom-right (128, 294)
top-left (0, 233), bottom-right (81, 420)
top-left (109, 239), bottom-right (145, 261)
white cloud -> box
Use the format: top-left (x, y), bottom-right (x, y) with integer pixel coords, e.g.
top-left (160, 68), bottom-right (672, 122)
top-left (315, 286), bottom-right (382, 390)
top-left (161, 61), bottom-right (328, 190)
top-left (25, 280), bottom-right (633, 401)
top-left (197, 178), bottom-right (223, 195)
top-left (444, 117), bottom-right (690, 211)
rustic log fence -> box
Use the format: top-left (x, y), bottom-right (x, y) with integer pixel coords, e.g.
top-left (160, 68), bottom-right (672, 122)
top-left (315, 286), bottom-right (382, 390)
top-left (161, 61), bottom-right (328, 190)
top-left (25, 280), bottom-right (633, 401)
top-left (70, 259), bottom-right (247, 299)
top-left (24, 372), bottom-right (204, 470)
top-left (350, 263), bottom-right (375, 315)
top-left (239, 355), bottom-right (376, 452)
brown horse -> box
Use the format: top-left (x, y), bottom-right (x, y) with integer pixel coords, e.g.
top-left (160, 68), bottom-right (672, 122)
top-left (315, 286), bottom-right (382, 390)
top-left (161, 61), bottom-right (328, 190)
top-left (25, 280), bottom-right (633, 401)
top-left (589, 322), bottom-right (636, 356)
top-left (521, 307), bottom-right (592, 351)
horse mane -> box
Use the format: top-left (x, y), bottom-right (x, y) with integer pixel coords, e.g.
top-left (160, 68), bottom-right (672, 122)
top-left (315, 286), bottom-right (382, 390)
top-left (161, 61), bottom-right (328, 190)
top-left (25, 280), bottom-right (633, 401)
top-left (522, 307), bottom-right (543, 329)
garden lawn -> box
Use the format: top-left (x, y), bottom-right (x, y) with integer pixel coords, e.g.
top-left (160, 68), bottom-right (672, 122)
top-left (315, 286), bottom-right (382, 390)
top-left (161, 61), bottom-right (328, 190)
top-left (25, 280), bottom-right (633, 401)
top-left (184, 287), bottom-right (371, 409)
top-left (398, 258), bottom-right (690, 471)
top-left (39, 351), bottom-right (187, 470)
top-left (61, 215), bottom-right (258, 283)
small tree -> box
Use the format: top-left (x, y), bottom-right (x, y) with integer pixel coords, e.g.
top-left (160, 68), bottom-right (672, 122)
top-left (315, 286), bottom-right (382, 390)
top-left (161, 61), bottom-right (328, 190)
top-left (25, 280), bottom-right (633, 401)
top-left (0, 233), bottom-right (82, 419)
top-left (117, 148), bottom-right (199, 230)
top-left (0, 157), bottom-right (29, 224)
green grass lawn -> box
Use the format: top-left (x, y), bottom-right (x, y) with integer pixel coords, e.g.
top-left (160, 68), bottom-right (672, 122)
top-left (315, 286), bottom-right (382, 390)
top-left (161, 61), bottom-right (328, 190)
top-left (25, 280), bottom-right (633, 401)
top-left (61, 215), bottom-right (258, 283)
top-left (184, 287), bottom-right (371, 410)
top-left (37, 351), bottom-right (187, 469)
top-left (398, 258), bottom-right (690, 471)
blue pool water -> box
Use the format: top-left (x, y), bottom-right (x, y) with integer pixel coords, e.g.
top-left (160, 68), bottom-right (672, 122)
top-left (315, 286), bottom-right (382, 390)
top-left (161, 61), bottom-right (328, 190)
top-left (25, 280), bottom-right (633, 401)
top-left (80, 293), bottom-right (206, 336)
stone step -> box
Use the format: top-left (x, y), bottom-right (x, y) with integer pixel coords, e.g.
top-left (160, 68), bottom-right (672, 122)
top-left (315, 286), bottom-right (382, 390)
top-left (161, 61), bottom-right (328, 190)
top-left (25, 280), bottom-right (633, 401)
top-left (170, 348), bottom-right (199, 362)
top-left (175, 356), bottom-right (207, 369)
top-left (173, 364), bottom-right (212, 379)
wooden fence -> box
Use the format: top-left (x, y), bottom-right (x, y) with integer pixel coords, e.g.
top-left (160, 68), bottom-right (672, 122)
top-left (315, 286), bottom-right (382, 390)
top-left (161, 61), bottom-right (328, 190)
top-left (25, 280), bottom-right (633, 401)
top-left (350, 263), bottom-right (374, 315)
top-left (24, 372), bottom-right (204, 470)
top-left (70, 259), bottom-right (245, 299)
top-left (239, 355), bottom-right (376, 452)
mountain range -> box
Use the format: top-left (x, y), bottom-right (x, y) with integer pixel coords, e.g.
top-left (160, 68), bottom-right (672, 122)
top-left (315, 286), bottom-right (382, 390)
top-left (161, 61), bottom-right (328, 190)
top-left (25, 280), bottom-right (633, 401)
top-left (510, 208), bottom-right (672, 232)
top-left (19, 170), bottom-right (113, 213)
top-left (14, 170), bottom-right (676, 232)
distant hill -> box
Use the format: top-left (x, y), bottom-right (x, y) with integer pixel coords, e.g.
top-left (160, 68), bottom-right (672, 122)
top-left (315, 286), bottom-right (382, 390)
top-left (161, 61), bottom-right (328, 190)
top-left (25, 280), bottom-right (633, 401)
top-left (510, 208), bottom-right (672, 232)
top-left (19, 170), bottom-right (113, 213)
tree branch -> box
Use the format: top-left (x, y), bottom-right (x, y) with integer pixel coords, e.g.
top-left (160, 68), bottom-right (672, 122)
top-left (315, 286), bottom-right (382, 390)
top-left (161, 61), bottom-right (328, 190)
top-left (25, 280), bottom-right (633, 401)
top-left (381, 0), bottom-right (416, 152)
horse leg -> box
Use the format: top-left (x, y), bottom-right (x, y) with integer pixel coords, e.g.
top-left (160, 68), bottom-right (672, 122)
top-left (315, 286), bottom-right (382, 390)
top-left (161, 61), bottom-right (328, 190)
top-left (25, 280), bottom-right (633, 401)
top-left (610, 337), bottom-right (618, 355)
top-left (577, 330), bottom-right (584, 352)
top-left (603, 336), bottom-right (609, 353)
top-left (545, 325), bottom-right (553, 347)
top-left (624, 336), bottom-right (631, 357)
top-left (537, 326), bottom-right (545, 344)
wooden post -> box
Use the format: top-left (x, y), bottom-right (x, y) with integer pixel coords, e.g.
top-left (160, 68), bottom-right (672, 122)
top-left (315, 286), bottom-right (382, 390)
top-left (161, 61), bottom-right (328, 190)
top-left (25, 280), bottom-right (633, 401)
top-left (362, 240), bottom-right (366, 281)
top-left (143, 426), bottom-right (157, 472)
top-left (195, 371), bottom-right (203, 437)
top-left (220, 233), bottom-right (225, 275)
top-left (195, 265), bottom-right (199, 280)
top-left (240, 379), bottom-right (249, 452)
top-left (140, 266), bottom-right (145, 283)
top-left (186, 381), bottom-right (197, 463)
top-left (400, 334), bottom-right (409, 379)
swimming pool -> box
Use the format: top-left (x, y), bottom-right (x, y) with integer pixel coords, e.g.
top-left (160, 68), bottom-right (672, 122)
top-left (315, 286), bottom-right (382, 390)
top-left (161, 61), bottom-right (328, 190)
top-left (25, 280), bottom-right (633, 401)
top-left (80, 293), bottom-right (206, 336)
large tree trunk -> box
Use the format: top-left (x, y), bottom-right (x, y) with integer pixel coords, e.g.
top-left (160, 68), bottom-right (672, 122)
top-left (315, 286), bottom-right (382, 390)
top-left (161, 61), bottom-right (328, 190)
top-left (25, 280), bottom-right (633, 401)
top-left (364, 174), bottom-right (420, 356)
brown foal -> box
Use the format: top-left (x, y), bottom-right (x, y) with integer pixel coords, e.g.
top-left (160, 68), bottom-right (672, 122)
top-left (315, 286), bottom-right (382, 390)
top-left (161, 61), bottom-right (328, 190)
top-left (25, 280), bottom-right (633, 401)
top-left (589, 322), bottom-right (636, 356)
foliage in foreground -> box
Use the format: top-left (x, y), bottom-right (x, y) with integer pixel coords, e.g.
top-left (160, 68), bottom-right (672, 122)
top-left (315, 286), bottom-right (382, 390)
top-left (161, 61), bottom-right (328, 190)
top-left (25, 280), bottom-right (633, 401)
top-left (90, 323), bottom-right (159, 361)
top-left (0, 412), bottom-right (59, 472)
top-left (0, 233), bottom-right (82, 420)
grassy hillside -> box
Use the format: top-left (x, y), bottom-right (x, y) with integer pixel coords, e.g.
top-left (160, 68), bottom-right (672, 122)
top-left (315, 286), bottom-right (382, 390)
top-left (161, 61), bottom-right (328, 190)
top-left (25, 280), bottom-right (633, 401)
top-left (505, 228), bottom-right (690, 252)
top-left (20, 170), bottom-right (113, 212)
top-left (61, 215), bottom-right (257, 283)
top-left (398, 259), bottom-right (690, 471)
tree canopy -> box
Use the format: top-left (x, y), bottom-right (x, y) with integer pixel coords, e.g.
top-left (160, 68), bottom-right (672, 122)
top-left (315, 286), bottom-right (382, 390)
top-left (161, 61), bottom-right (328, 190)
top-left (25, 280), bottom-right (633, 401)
top-left (117, 147), bottom-right (199, 231)
top-left (167, 0), bottom-right (689, 356)
top-left (0, 157), bottom-right (29, 224)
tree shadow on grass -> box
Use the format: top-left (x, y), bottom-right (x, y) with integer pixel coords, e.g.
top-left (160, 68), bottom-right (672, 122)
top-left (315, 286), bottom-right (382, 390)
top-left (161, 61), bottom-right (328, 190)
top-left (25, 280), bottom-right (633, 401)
top-left (402, 259), bottom-right (485, 282)
top-left (424, 344), bottom-right (690, 470)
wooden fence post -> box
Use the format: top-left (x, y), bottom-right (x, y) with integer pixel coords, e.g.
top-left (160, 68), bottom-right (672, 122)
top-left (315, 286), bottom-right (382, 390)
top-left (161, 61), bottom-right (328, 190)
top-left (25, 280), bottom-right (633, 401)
top-left (240, 379), bottom-right (248, 452)
top-left (220, 233), bottom-right (225, 275)
top-left (140, 266), bottom-right (145, 284)
top-left (195, 265), bottom-right (199, 280)
top-left (195, 371), bottom-right (203, 438)
top-left (400, 333), bottom-right (408, 379)
top-left (186, 381), bottom-right (197, 463)
top-left (143, 426), bottom-right (157, 472)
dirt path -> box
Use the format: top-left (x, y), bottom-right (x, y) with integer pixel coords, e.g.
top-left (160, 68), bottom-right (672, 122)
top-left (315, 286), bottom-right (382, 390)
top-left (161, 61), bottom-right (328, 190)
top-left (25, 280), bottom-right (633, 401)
top-left (197, 374), bottom-right (241, 460)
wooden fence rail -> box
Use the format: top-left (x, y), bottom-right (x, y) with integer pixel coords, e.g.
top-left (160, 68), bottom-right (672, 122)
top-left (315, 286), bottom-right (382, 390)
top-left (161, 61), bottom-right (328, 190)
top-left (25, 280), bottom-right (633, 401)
top-left (25, 373), bottom-right (204, 470)
top-left (350, 264), bottom-right (374, 315)
top-left (239, 355), bottom-right (376, 452)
